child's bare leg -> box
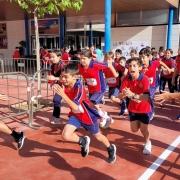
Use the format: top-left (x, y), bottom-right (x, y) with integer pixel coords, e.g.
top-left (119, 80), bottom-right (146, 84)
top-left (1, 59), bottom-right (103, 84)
top-left (130, 121), bottom-right (140, 133)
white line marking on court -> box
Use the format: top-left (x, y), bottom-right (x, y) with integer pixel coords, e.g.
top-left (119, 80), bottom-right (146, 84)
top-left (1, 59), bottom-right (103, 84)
top-left (138, 135), bottom-right (180, 180)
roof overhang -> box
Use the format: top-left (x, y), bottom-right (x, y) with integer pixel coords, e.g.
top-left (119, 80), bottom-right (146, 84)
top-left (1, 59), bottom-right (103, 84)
top-left (0, 0), bottom-right (179, 21)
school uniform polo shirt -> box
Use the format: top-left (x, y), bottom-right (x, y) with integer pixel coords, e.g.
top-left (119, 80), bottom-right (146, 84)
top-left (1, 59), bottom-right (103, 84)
top-left (103, 62), bottom-right (125, 88)
top-left (121, 73), bottom-right (151, 113)
top-left (161, 58), bottom-right (175, 79)
top-left (79, 60), bottom-right (108, 93)
top-left (175, 55), bottom-right (180, 74)
top-left (142, 60), bottom-right (160, 87)
top-left (65, 79), bottom-right (100, 125)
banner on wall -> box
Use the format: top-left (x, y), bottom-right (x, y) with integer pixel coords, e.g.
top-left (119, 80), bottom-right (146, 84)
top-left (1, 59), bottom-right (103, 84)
top-left (31, 18), bottom-right (59, 35)
top-left (0, 23), bottom-right (7, 49)
top-left (112, 41), bottom-right (149, 58)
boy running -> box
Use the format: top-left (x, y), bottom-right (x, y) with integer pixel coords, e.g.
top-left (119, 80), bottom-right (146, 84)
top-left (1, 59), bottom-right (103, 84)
top-left (48, 50), bottom-right (64, 124)
top-left (79, 50), bottom-right (118, 128)
top-left (119, 57), bottom-right (152, 154)
top-left (53, 63), bottom-right (116, 163)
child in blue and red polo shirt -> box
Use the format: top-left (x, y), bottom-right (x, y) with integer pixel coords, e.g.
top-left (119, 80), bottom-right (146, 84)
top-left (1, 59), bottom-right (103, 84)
top-left (119, 57), bottom-right (152, 155)
top-left (139, 48), bottom-right (171, 120)
top-left (53, 63), bottom-right (116, 163)
top-left (79, 50), bottom-right (118, 128)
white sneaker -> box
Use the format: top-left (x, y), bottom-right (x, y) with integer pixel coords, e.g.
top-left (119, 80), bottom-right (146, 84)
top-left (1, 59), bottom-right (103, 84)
top-left (150, 112), bottom-right (155, 121)
top-left (143, 140), bottom-right (152, 155)
top-left (99, 118), bottom-right (107, 128)
top-left (50, 117), bottom-right (61, 124)
top-left (100, 117), bottom-right (113, 129)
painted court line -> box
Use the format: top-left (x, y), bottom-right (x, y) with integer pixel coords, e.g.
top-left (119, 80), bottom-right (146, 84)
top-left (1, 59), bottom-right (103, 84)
top-left (138, 135), bottom-right (180, 180)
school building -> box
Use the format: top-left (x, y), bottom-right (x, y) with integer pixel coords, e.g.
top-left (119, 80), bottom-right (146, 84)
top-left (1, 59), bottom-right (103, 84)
top-left (0, 0), bottom-right (179, 58)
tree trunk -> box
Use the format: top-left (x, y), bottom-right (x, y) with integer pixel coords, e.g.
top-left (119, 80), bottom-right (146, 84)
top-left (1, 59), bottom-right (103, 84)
top-left (34, 12), bottom-right (41, 95)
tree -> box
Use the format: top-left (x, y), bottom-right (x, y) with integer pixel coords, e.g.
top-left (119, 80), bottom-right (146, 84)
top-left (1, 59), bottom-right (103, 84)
top-left (10, 0), bottom-right (83, 94)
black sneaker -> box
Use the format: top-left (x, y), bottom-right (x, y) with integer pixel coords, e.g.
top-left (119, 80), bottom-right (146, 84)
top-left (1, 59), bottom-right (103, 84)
top-left (107, 144), bottom-right (116, 163)
top-left (80, 136), bottom-right (90, 157)
top-left (16, 132), bottom-right (25, 150)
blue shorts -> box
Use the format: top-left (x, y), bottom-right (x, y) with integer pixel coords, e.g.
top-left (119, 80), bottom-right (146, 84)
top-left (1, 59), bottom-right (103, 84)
top-left (67, 116), bottom-right (100, 134)
top-left (89, 91), bottom-right (105, 105)
top-left (129, 112), bottom-right (150, 124)
top-left (108, 87), bottom-right (119, 98)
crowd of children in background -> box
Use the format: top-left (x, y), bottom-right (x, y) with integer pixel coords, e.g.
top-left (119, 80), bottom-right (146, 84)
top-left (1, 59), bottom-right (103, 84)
top-left (5, 44), bottom-right (180, 163)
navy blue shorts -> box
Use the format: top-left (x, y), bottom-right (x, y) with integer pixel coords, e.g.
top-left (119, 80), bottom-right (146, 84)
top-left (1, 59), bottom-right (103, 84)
top-left (89, 91), bottom-right (105, 105)
top-left (129, 112), bottom-right (150, 124)
top-left (108, 87), bottom-right (119, 98)
top-left (67, 116), bottom-right (100, 134)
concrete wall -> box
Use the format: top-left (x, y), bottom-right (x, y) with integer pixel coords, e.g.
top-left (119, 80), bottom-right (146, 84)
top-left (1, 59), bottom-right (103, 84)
top-left (0, 20), bottom-right (25, 58)
top-left (112, 24), bottom-right (180, 55)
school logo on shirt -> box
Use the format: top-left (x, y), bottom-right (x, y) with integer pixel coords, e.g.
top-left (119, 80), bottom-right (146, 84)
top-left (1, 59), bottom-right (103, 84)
top-left (86, 78), bottom-right (97, 86)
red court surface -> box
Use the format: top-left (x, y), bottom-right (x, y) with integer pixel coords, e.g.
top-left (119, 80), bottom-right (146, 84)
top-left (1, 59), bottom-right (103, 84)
top-left (0, 89), bottom-right (180, 180)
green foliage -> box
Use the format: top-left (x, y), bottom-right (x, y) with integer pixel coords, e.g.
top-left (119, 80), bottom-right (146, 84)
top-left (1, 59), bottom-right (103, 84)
top-left (10, 0), bottom-right (83, 16)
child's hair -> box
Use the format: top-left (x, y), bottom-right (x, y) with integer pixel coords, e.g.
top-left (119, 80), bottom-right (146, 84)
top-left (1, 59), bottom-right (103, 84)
top-left (139, 48), bottom-right (151, 57)
top-left (79, 50), bottom-right (92, 58)
top-left (130, 49), bottom-right (137, 54)
top-left (159, 46), bottom-right (164, 52)
top-left (151, 47), bottom-right (156, 52)
top-left (152, 51), bottom-right (158, 57)
top-left (104, 51), bottom-right (114, 60)
top-left (127, 57), bottom-right (142, 66)
top-left (115, 49), bottom-right (122, 54)
top-left (165, 48), bottom-right (173, 54)
top-left (50, 50), bottom-right (62, 57)
top-left (119, 56), bottom-right (126, 62)
top-left (62, 63), bottom-right (79, 75)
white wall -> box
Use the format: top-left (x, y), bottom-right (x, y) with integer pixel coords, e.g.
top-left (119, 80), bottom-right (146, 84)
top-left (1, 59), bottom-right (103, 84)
top-left (112, 24), bottom-right (180, 55)
top-left (0, 20), bottom-right (25, 58)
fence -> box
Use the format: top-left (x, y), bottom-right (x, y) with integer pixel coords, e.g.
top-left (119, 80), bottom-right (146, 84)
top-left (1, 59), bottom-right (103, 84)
top-left (0, 59), bottom-right (80, 127)
top-left (0, 72), bottom-right (31, 123)
top-left (0, 58), bottom-right (80, 77)
top-left (0, 58), bottom-right (37, 77)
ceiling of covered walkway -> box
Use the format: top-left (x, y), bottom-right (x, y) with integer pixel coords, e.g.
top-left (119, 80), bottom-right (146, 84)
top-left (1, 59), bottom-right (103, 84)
top-left (0, 0), bottom-right (179, 20)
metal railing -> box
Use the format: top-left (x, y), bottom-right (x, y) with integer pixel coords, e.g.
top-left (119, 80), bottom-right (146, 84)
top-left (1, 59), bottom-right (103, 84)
top-left (0, 58), bottom-right (37, 76)
top-left (0, 72), bottom-right (31, 123)
top-left (0, 59), bottom-right (80, 127)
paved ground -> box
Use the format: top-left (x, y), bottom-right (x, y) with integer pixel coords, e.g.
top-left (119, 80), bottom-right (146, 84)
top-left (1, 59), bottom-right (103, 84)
top-left (0, 94), bottom-right (179, 180)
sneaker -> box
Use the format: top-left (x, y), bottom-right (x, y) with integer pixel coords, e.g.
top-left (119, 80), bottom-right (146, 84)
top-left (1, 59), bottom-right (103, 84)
top-left (80, 136), bottom-right (90, 157)
top-left (119, 110), bottom-right (125, 116)
top-left (143, 140), bottom-right (152, 155)
top-left (15, 132), bottom-right (25, 150)
top-left (103, 117), bottom-right (114, 129)
top-left (119, 109), bottom-right (128, 116)
top-left (50, 117), bottom-right (61, 124)
top-left (176, 114), bottom-right (180, 120)
top-left (150, 112), bottom-right (155, 121)
top-left (107, 144), bottom-right (117, 163)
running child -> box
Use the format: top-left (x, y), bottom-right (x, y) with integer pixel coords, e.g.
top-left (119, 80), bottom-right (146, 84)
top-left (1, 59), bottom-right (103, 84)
top-left (53, 63), bottom-right (116, 163)
top-left (172, 48), bottom-right (180, 92)
top-left (48, 50), bottom-right (64, 124)
top-left (114, 49), bottom-right (123, 64)
top-left (160, 49), bottom-right (175, 93)
top-left (139, 48), bottom-right (171, 120)
top-left (79, 50), bottom-right (118, 128)
top-left (119, 57), bottom-right (152, 154)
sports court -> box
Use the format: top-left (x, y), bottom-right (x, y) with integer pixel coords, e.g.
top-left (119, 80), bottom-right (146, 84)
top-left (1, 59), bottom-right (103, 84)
top-left (0, 78), bottom-right (179, 179)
